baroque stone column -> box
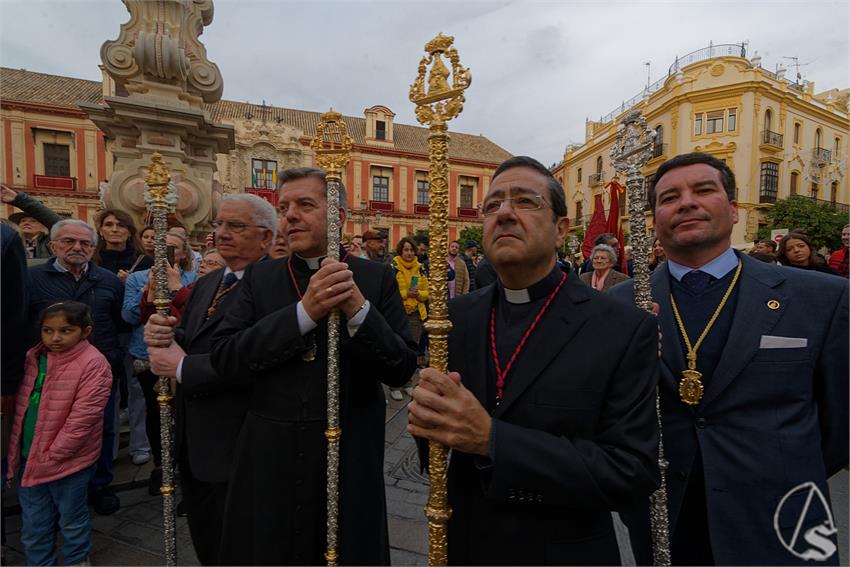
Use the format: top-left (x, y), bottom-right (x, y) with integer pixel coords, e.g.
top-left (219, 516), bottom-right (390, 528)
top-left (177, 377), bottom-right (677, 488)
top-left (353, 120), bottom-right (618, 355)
top-left (80, 0), bottom-right (234, 232)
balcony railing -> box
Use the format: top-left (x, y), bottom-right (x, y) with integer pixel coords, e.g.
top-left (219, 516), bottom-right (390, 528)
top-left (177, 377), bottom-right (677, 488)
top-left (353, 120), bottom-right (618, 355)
top-left (761, 130), bottom-right (784, 148)
top-left (414, 203), bottom-right (430, 215)
top-left (813, 147), bottom-right (832, 165)
top-left (759, 191), bottom-right (778, 204)
top-left (812, 197), bottom-right (849, 214)
top-left (368, 200), bottom-right (394, 212)
top-left (598, 42), bottom-right (747, 124)
top-left (245, 187), bottom-right (278, 207)
top-left (588, 173), bottom-right (604, 187)
top-left (457, 206), bottom-right (479, 219)
top-left (33, 174), bottom-right (77, 191)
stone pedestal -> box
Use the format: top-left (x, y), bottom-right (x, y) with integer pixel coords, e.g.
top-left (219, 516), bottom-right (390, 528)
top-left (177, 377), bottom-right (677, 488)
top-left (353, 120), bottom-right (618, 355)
top-left (80, 0), bottom-right (234, 232)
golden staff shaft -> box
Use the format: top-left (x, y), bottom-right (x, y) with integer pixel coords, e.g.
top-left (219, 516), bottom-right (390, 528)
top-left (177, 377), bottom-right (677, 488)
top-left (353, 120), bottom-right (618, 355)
top-left (146, 153), bottom-right (177, 567)
top-left (423, 124), bottom-right (452, 566)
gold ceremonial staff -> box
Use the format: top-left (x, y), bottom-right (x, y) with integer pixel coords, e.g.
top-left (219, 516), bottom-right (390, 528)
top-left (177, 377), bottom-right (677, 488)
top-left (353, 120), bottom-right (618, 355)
top-left (610, 110), bottom-right (671, 566)
top-left (144, 152), bottom-right (178, 566)
top-left (409, 33), bottom-right (471, 566)
top-left (310, 110), bottom-right (353, 567)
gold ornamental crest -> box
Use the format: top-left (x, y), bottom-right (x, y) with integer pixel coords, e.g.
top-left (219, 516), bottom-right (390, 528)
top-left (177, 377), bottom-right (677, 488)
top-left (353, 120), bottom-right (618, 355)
top-left (409, 33), bottom-right (471, 126)
top-left (310, 110), bottom-right (353, 174)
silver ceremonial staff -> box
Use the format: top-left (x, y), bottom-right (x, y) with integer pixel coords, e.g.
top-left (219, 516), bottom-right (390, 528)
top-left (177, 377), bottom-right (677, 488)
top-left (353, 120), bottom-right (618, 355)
top-left (610, 109), bottom-right (671, 566)
top-left (310, 110), bottom-right (353, 567)
top-left (144, 152), bottom-right (178, 566)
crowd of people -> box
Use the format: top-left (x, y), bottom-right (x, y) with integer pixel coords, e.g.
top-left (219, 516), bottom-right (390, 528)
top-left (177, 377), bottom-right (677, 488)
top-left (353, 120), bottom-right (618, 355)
top-left (0, 151), bottom-right (847, 566)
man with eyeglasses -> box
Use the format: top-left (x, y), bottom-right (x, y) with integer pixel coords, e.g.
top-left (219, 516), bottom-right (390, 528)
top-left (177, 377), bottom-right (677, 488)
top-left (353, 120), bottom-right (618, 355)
top-left (26, 219), bottom-right (126, 516)
top-left (407, 156), bottom-right (660, 565)
top-left (144, 193), bottom-right (275, 564)
top-left (207, 167), bottom-right (417, 565)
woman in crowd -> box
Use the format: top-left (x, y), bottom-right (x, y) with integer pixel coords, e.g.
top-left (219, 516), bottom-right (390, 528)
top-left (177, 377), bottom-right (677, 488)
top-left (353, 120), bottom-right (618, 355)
top-left (140, 248), bottom-right (225, 323)
top-left (138, 226), bottom-right (156, 263)
top-left (390, 237), bottom-right (429, 401)
top-left (93, 209), bottom-right (153, 283)
top-left (580, 243), bottom-right (630, 292)
top-left (649, 237), bottom-right (666, 272)
top-left (122, 231), bottom-right (197, 494)
top-left (777, 232), bottom-right (839, 275)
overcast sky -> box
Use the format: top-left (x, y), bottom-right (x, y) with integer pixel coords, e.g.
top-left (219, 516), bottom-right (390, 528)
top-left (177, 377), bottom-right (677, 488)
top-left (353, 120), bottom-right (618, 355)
top-left (1, 0), bottom-right (847, 166)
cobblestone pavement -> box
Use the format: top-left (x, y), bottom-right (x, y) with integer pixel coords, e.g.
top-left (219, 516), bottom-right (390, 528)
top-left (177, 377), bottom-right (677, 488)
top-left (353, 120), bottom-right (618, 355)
top-left (3, 390), bottom-right (847, 565)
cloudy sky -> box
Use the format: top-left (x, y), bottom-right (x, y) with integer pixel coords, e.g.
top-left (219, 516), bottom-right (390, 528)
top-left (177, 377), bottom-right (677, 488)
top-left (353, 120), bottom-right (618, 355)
top-left (1, 0), bottom-right (847, 166)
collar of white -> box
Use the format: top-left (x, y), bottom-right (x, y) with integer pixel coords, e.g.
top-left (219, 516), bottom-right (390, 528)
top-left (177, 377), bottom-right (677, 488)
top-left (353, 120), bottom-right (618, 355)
top-left (297, 255), bottom-right (322, 270)
top-left (503, 287), bottom-right (531, 305)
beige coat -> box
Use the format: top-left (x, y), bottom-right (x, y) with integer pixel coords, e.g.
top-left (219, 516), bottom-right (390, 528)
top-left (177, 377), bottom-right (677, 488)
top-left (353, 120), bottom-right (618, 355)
top-left (452, 255), bottom-right (470, 296)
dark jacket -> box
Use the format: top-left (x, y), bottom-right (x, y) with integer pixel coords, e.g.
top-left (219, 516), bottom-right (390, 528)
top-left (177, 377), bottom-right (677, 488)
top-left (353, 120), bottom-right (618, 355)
top-left (443, 271), bottom-right (660, 565)
top-left (211, 255), bottom-right (418, 565)
top-left (27, 258), bottom-right (126, 357)
top-left (10, 192), bottom-right (63, 259)
top-left (610, 252), bottom-right (848, 566)
top-left (96, 243), bottom-right (153, 274)
top-left (175, 268), bottom-right (251, 483)
top-left (1, 225), bottom-right (29, 396)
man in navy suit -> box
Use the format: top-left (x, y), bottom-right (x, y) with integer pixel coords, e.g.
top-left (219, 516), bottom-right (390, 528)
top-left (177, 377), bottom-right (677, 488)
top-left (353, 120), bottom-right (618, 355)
top-left (610, 152), bottom-right (848, 566)
top-left (408, 156), bottom-right (661, 565)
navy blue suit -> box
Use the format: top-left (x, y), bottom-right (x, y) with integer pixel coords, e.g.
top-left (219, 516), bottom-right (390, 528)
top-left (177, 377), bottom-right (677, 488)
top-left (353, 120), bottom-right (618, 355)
top-left (611, 252), bottom-right (848, 566)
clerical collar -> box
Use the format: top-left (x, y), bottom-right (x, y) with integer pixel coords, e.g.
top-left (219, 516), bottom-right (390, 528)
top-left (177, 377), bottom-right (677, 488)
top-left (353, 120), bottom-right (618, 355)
top-left (498, 265), bottom-right (564, 305)
top-left (668, 248), bottom-right (738, 282)
top-left (296, 255), bottom-right (322, 270)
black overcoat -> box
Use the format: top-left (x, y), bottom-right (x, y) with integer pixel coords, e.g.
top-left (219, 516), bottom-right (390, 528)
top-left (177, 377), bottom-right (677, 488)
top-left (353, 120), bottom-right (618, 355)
top-left (443, 271), bottom-right (660, 565)
top-left (210, 255), bottom-right (418, 565)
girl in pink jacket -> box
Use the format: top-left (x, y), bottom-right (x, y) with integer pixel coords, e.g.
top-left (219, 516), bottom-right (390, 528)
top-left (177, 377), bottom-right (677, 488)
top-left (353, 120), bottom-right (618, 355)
top-left (7, 301), bottom-right (112, 566)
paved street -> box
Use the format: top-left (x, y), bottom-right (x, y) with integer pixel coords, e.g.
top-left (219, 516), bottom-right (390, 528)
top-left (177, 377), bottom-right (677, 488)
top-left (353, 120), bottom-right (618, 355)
top-left (3, 393), bottom-right (847, 565)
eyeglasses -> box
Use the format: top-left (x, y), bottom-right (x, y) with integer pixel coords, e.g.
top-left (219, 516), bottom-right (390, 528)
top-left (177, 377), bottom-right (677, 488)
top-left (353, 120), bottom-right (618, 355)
top-left (55, 237), bottom-right (94, 249)
top-left (210, 220), bottom-right (268, 233)
top-left (200, 258), bottom-right (226, 268)
top-left (480, 193), bottom-right (548, 216)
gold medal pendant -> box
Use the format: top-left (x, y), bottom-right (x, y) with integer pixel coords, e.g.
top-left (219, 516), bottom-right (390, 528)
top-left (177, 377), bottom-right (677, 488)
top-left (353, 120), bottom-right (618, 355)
top-left (302, 344), bottom-right (317, 362)
top-left (679, 368), bottom-right (704, 405)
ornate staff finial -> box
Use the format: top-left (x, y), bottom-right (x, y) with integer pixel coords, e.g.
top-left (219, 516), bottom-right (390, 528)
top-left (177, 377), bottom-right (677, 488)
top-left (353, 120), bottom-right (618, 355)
top-left (410, 33), bottom-right (471, 566)
top-left (410, 33), bottom-right (471, 127)
top-left (311, 110), bottom-right (354, 180)
top-left (310, 109), bottom-right (352, 567)
top-left (610, 110), bottom-right (671, 566)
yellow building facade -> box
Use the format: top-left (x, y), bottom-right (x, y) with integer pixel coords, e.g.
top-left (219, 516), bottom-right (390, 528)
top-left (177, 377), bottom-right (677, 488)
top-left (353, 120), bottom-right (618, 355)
top-left (1, 68), bottom-right (511, 244)
top-left (553, 45), bottom-right (849, 247)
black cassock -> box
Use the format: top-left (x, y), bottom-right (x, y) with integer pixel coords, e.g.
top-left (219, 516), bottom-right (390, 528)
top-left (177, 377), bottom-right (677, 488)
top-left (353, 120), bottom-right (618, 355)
top-left (443, 267), bottom-right (660, 565)
top-left (210, 254), bottom-right (418, 565)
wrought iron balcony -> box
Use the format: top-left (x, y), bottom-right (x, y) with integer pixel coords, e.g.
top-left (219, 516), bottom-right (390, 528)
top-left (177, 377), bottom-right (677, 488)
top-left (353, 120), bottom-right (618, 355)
top-left (812, 147), bottom-right (832, 165)
top-left (588, 173), bottom-right (604, 187)
top-left (811, 197), bottom-right (849, 214)
top-left (761, 130), bottom-right (783, 148)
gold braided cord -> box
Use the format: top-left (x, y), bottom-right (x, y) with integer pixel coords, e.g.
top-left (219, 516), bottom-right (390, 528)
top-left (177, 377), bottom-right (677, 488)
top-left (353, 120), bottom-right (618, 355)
top-left (669, 260), bottom-right (743, 368)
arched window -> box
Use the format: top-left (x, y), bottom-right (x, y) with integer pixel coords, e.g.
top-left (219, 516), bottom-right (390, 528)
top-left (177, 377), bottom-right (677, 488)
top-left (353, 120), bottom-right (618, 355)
top-left (815, 128), bottom-right (822, 149)
top-left (596, 156), bottom-right (603, 175)
top-left (764, 109), bottom-right (772, 132)
top-left (654, 126), bottom-right (664, 158)
top-left (831, 181), bottom-right (839, 204)
top-left (790, 171), bottom-right (799, 196)
top-left (835, 137), bottom-right (841, 155)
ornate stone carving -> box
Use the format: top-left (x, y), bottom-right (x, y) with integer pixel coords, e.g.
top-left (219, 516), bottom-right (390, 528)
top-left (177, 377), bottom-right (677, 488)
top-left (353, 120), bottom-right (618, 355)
top-left (101, 0), bottom-right (224, 105)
